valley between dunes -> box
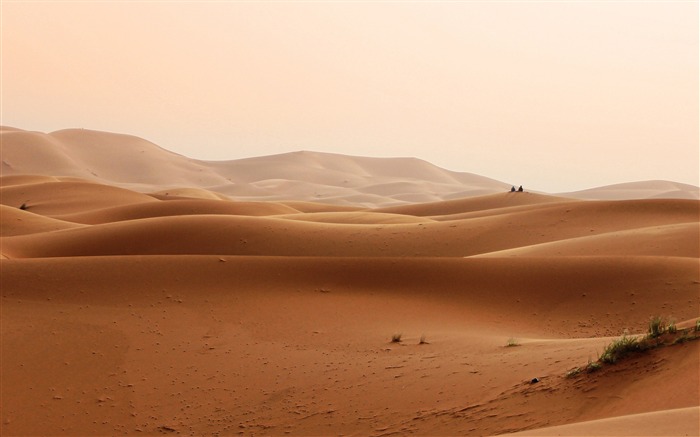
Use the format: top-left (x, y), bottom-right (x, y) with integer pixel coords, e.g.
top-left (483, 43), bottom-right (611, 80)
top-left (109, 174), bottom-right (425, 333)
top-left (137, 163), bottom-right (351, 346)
top-left (1, 127), bottom-right (699, 436)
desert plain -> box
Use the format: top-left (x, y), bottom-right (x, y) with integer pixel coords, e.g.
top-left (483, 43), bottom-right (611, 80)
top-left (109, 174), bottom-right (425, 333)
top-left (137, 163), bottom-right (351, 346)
top-left (1, 127), bottom-right (699, 436)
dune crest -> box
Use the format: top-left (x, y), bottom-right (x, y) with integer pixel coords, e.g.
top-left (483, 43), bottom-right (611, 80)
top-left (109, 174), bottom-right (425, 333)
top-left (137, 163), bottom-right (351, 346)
top-left (3, 126), bottom-right (696, 205)
top-left (503, 406), bottom-right (700, 436)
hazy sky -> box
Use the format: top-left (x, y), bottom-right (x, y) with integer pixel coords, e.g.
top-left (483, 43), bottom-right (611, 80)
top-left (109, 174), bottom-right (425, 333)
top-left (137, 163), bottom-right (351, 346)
top-left (2, 1), bottom-right (698, 192)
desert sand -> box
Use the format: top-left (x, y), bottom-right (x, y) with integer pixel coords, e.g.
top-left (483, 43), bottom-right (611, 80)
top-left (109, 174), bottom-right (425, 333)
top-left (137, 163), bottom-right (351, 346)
top-left (1, 127), bottom-right (699, 436)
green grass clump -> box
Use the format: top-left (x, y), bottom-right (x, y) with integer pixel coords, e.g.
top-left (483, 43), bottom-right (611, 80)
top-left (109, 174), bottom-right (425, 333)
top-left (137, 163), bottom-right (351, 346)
top-left (566, 315), bottom-right (699, 379)
top-left (566, 360), bottom-right (601, 378)
top-left (648, 316), bottom-right (666, 338)
top-left (565, 367), bottom-right (582, 378)
top-left (599, 335), bottom-right (641, 364)
top-left (505, 337), bottom-right (520, 347)
top-left (587, 361), bottom-right (602, 372)
top-left (667, 319), bottom-right (677, 334)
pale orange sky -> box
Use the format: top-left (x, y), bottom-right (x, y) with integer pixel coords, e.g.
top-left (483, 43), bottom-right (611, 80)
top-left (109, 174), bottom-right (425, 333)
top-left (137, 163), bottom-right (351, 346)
top-left (2, 1), bottom-right (698, 192)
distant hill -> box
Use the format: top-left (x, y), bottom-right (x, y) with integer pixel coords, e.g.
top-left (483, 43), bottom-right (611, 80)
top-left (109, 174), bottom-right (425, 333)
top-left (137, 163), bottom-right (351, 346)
top-left (2, 126), bottom-right (697, 205)
top-left (558, 180), bottom-right (699, 201)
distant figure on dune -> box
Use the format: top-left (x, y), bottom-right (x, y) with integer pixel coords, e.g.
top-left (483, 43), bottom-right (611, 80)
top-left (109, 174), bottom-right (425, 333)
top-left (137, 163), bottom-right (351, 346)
top-left (518, 185), bottom-right (524, 192)
top-left (510, 186), bottom-right (516, 192)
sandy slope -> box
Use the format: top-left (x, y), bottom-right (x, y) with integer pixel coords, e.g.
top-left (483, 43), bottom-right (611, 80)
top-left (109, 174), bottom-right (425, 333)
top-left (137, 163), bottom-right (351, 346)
top-left (1, 128), bottom-right (510, 206)
top-left (2, 255), bottom-right (698, 436)
top-left (559, 180), bottom-right (700, 201)
top-left (2, 181), bottom-right (696, 259)
top-left (1, 138), bottom-right (699, 435)
top-left (0, 178), bottom-right (158, 215)
top-left (54, 199), bottom-right (301, 225)
top-left (503, 407), bottom-right (699, 436)
top-left (374, 192), bottom-right (574, 216)
top-left (0, 205), bottom-right (86, 237)
top-left (477, 222), bottom-right (700, 258)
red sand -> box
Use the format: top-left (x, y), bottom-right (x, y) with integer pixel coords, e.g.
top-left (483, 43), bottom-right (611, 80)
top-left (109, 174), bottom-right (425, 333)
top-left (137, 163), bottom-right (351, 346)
top-left (1, 127), bottom-right (699, 436)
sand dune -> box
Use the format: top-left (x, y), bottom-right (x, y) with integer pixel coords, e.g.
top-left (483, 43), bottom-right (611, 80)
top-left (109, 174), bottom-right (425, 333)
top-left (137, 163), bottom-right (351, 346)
top-left (503, 406), bottom-right (699, 436)
top-left (0, 205), bottom-right (86, 237)
top-left (1, 127), bottom-right (699, 436)
top-left (276, 211), bottom-right (432, 224)
top-left (2, 255), bottom-right (698, 435)
top-left (1, 128), bottom-right (509, 206)
top-left (280, 200), bottom-right (364, 213)
top-left (4, 198), bottom-right (696, 259)
top-left (53, 199), bottom-right (301, 225)
top-left (0, 178), bottom-right (158, 215)
top-left (0, 174), bottom-right (64, 186)
top-left (375, 191), bottom-right (574, 216)
top-left (1, 128), bottom-right (225, 188)
top-left (560, 180), bottom-right (700, 201)
top-left (476, 222), bottom-right (700, 258)
top-left (3, 179), bottom-right (696, 260)
top-left (151, 187), bottom-right (232, 201)
top-left (4, 126), bottom-right (696, 205)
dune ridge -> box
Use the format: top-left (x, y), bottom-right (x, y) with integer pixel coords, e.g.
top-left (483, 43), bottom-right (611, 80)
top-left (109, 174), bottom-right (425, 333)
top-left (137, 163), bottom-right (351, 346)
top-left (503, 406), bottom-right (699, 436)
top-left (3, 126), bottom-right (697, 204)
top-left (2, 188), bottom-right (696, 259)
top-left (1, 128), bottom-right (699, 435)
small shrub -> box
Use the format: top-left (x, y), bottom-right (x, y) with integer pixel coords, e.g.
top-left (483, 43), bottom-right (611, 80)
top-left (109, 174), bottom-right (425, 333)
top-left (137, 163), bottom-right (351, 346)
top-left (419, 334), bottom-right (428, 345)
top-left (391, 333), bottom-right (402, 343)
top-left (565, 367), bottom-right (582, 378)
top-left (586, 361), bottom-right (602, 372)
top-left (568, 316), bottom-right (696, 379)
top-left (506, 337), bottom-right (520, 347)
top-left (648, 316), bottom-right (665, 338)
top-left (668, 319), bottom-right (677, 334)
top-left (600, 335), bottom-right (641, 364)
top-left (19, 203), bottom-right (28, 210)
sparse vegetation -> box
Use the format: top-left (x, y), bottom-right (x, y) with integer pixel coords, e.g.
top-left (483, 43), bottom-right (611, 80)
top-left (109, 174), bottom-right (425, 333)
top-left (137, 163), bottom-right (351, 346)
top-left (565, 367), bottom-right (582, 378)
top-left (586, 361), bottom-right (602, 372)
top-left (567, 357), bottom-right (602, 378)
top-left (668, 319), bottom-right (677, 334)
top-left (506, 337), bottom-right (520, 347)
top-left (673, 331), bottom-right (693, 345)
top-left (567, 315), bottom-right (699, 378)
top-left (391, 333), bottom-right (402, 343)
top-left (599, 334), bottom-right (642, 364)
top-left (19, 202), bottom-right (28, 210)
top-left (648, 316), bottom-right (666, 338)
top-left (419, 334), bottom-right (428, 345)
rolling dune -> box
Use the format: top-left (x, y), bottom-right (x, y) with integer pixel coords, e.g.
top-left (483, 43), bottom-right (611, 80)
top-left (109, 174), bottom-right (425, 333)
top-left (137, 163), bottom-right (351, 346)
top-left (52, 199), bottom-right (301, 225)
top-left (375, 191), bottom-right (574, 216)
top-left (506, 407), bottom-right (700, 436)
top-left (3, 180), bottom-right (696, 260)
top-left (558, 180), bottom-right (700, 201)
top-left (1, 127), bottom-right (699, 436)
top-left (3, 127), bottom-right (697, 204)
top-left (2, 255), bottom-right (698, 435)
top-left (0, 178), bottom-right (158, 215)
top-left (0, 205), bottom-right (86, 237)
top-left (476, 222), bottom-right (700, 258)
